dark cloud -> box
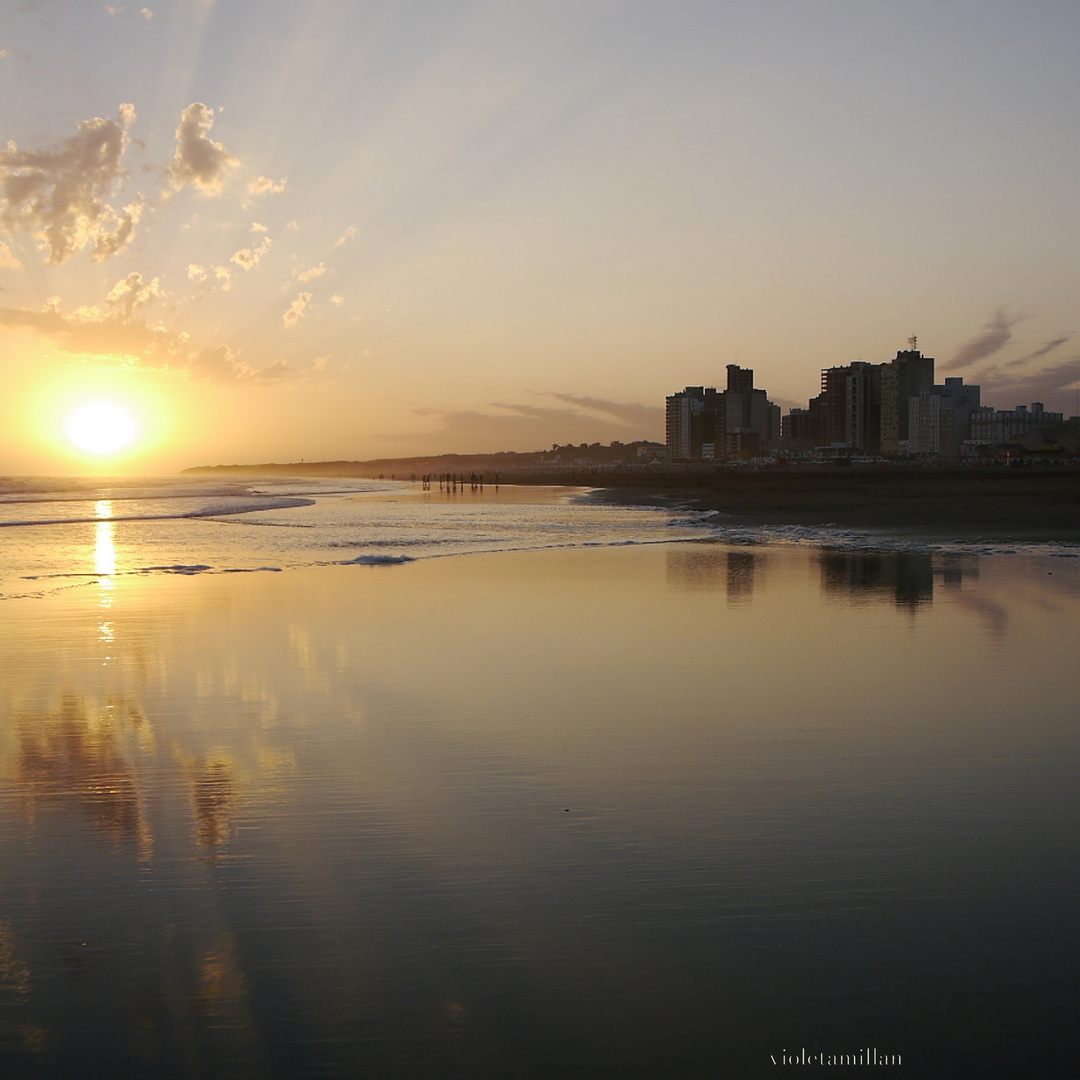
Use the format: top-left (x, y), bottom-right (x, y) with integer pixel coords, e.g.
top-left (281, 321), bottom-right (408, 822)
top-left (977, 356), bottom-right (1080, 410)
top-left (398, 395), bottom-right (664, 454)
top-left (537, 392), bottom-right (664, 430)
top-left (0, 104), bottom-right (138, 263)
top-left (1005, 335), bottom-right (1072, 368)
top-left (945, 308), bottom-right (1027, 371)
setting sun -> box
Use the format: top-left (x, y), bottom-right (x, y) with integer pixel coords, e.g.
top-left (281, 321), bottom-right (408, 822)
top-left (65, 400), bottom-right (138, 456)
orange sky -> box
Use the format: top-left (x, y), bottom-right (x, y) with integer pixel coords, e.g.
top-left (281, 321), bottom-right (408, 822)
top-left (2, 1), bottom-right (1079, 474)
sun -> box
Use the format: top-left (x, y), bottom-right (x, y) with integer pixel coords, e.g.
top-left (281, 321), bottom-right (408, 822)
top-left (65, 400), bottom-right (139, 456)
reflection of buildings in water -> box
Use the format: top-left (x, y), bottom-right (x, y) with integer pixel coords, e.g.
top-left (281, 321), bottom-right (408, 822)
top-left (940, 554), bottom-right (978, 589)
top-left (665, 547), bottom-right (758, 603)
top-left (819, 552), bottom-right (936, 609)
top-left (11, 693), bottom-right (152, 857)
top-left (726, 551), bottom-right (755, 604)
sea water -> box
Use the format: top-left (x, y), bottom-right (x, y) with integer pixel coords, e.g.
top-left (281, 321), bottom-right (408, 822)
top-left (1, 478), bottom-right (1078, 1078)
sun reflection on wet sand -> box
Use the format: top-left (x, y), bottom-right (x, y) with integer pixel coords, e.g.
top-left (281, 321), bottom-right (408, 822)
top-left (93, 501), bottom-right (116, 619)
top-left (0, 545), bottom-right (1077, 1075)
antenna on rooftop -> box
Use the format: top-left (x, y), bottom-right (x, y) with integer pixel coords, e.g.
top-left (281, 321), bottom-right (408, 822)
top-left (908, 334), bottom-right (918, 351)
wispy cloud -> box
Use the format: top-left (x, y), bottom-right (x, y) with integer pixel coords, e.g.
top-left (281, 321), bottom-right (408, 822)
top-left (296, 262), bottom-right (326, 282)
top-left (536, 391), bottom-right (663, 430)
top-left (167, 103), bottom-right (237, 196)
top-left (230, 235), bottom-right (271, 270)
top-left (0, 240), bottom-right (20, 268)
top-left (0, 279), bottom-right (288, 383)
top-left (977, 356), bottom-right (1080, 408)
top-left (283, 292), bottom-right (311, 327)
top-left (247, 175), bottom-right (286, 196)
top-left (945, 307), bottom-right (1027, 371)
top-left (1005, 335), bottom-right (1072, 368)
top-left (0, 104), bottom-right (138, 264)
top-left (333, 225), bottom-right (359, 248)
top-left (403, 394), bottom-right (664, 453)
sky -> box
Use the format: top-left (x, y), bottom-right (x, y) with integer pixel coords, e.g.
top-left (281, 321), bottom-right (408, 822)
top-left (1, 0), bottom-right (1079, 474)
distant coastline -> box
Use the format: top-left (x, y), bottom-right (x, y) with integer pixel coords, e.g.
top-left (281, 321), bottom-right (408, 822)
top-left (183, 459), bottom-right (1080, 542)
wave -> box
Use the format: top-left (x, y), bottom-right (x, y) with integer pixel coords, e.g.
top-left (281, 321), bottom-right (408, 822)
top-left (0, 496), bottom-right (316, 528)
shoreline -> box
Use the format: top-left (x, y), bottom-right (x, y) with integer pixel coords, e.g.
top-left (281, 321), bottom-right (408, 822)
top-left (584, 469), bottom-right (1080, 543)
top-left (178, 463), bottom-right (1080, 543)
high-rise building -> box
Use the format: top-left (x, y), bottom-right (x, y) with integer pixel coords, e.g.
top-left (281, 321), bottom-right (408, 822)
top-left (881, 347), bottom-right (935, 453)
top-left (665, 386), bottom-right (720, 461)
top-left (908, 377), bottom-right (980, 456)
top-left (665, 366), bottom-right (780, 461)
top-left (723, 365), bottom-right (780, 457)
top-left (815, 361), bottom-right (884, 451)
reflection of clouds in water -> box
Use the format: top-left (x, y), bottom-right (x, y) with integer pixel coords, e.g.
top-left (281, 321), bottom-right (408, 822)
top-left (0, 920), bottom-right (31, 999)
top-left (951, 593), bottom-right (1010, 638)
top-left (190, 757), bottom-right (236, 850)
top-left (193, 945), bottom-right (248, 1019)
top-left (12, 694), bottom-right (152, 858)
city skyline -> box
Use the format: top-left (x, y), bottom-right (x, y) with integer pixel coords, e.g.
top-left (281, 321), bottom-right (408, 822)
top-left (2, 1), bottom-right (1079, 474)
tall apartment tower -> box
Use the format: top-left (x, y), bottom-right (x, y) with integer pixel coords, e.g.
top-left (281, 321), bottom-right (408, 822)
top-left (724, 365), bottom-right (781, 456)
top-left (880, 345), bottom-right (935, 454)
top-left (666, 386), bottom-right (720, 461)
top-left (817, 361), bottom-right (883, 451)
top-left (665, 367), bottom-right (780, 461)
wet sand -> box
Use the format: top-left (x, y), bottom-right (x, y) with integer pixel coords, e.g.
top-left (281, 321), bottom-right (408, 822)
top-left (2, 545), bottom-right (1079, 1076)
top-left (585, 467), bottom-right (1080, 541)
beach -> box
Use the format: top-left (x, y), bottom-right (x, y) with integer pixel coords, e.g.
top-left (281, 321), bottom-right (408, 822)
top-left (2, 484), bottom-right (1079, 1077)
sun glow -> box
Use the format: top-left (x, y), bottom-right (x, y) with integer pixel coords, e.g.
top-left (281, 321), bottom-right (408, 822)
top-left (65, 400), bottom-right (138, 456)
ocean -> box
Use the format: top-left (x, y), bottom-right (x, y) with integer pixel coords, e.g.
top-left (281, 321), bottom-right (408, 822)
top-left (1, 477), bottom-right (1078, 1078)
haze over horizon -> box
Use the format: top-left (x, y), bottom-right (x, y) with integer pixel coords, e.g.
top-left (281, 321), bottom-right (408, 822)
top-left (2, 0), bottom-right (1078, 475)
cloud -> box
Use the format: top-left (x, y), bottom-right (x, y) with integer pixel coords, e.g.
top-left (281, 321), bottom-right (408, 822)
top-left (329, 294), bottom-right (343, 306)
top-left (140, 7), bottom-right (153, 17)
top-left (536, 391), bottom-right (663, 430)
top-left (945, 308), bottom-right (1027, 371)
top-left (333, 225), bottom-right (359, 248)
top-left (0, 240), bottom-right (20, 268)
top-left (167, 103), bottom-right (237, 196)
top-left (230, 234), bottom-right (271, 270)
top-left (0, 49), bottom-right (12, 59)
top-left (104, 270), bottom-right (160, 319)
top-left (296, 261), bottom-right (326, 282)
top-left (0, 286), bottom-right (288, 383)
top-left (105, 6), bottom-right (124, 15)
top-left (92, 196), bottom-right (144, 261)
top-left (187, 263), bottom-right (207, 281)
top-left (403, 395), bottom-right (664, 453)
top-left (0, 104), bottom-right (138, 264)
top-left (246, 175), bottom-right (286, 196)
top-left (977, 356), bottom-right (1080, 409)
top-left (1005, 335), bottom-right (1072, 368)
top-left (250, 221), bottom-right (268, 233)
top-left (283, 292), bottom-right (311, 327)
